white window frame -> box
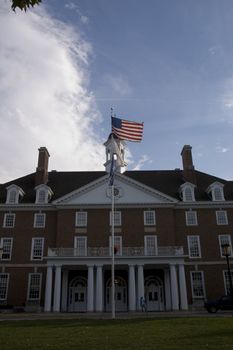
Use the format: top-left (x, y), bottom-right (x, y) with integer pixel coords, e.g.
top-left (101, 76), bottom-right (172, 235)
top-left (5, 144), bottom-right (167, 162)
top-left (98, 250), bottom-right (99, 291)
top-left (109, 211), bottom-right (122, 226)
top-left (3, 213), bottom-right (15, 228)
top-left (27, 273), bottom-right (42, 301)
top-left (0, 238), bottom-right (13, 261)
top-left (223, 270), bottom-right (233, 295)
top-left (144, 210), bottom-right (156, 226)
top-left (218, 235), bottom-right (232, 257)
top-left (109, 236), bottom-right (122, 256)
top-left (216, 210), bottom-right (228, 225)
top-left (74, 236), bottom-right (87, 256)
top-left (31, 237), bottom-right (44, 260)
top-left (0, 273), bottom-right (10, 301)
top-left (144, 235), bottom-right (158, 256)
top-left (33, 213), bottom-right (46, 228)
top-left (187, 235), bottom-right (201, 258)
top-left (75, 212), bottom-right (87, 227)
top-left (185, 211), bottom-right (198, 226)
top-left (190, 271), bottom-right (205, 299)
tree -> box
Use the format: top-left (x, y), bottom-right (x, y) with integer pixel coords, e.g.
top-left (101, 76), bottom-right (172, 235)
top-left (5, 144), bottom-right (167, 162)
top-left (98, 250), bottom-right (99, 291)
top-left (11, 0), bottom-right (42, 11)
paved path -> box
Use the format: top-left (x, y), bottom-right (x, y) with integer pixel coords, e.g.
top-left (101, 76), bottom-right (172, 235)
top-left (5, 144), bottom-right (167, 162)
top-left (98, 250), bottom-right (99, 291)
top-left (0, 311), bottom-right (232, 321)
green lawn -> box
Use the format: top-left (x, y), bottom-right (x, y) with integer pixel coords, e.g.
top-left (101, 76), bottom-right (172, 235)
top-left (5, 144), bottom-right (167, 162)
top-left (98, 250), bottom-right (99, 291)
top-left (0, 317), bottom-right (232, 350)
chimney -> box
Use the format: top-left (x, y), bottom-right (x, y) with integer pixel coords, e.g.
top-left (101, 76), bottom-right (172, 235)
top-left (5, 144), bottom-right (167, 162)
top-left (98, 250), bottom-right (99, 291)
top-left (181, 145), bottom-right (197, 184)
top-left (35, 147), bottom-right (50, 186)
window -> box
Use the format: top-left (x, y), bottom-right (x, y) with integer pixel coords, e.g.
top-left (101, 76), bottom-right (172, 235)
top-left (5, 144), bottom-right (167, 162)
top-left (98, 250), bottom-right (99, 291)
top-left (207, 182), bottom-right (225, 201)
top-left (38, 190), bottom-right (46, 203)
top-left (74, 236), bottom-right (87, 256)
top-left (27, 273), bottom-right (42, 300)
top-left (109, 211), bottom-right (121, 226)
top-left (187, 236), bottom-right (201, 258)
top-left (219, 235), bottom-right (232, 257)
top-left (109, 236), bottom-right (122, 256)
top-left (190, 271), bottom-right (205, 298)
top-left (180, 183), bottom-right (195, 202)
top-left (75, 212), bottom-right (87, 227)
top-left (223, 270), bottom-right (233, 295)
top-left (216, 210), bottom-right (228, 225)
top-left (185, 211), bottom-right (198, 226)
top-left (144, 210), bottom-right (156, 226)
top-left (3, 213), bottom-right (15, 228)
top-left (0, 238), bottom-right (13, 260)
top-left (31, 238), bottom-right (44, 260)
top-left (6, 185), bottom-right (24, 204)
top-left (144, 235), bottom-right (158, 256)
top-left (0, 274), bottom-right (9, 300)
top-left (35, 184), bottom-right (53, 204)
top-left (34, 213), bottom-right (46, 228)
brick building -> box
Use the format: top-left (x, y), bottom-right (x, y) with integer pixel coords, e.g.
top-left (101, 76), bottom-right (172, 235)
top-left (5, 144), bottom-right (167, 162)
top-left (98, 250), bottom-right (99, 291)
top-left (0, 134), bottom-right (233, 312)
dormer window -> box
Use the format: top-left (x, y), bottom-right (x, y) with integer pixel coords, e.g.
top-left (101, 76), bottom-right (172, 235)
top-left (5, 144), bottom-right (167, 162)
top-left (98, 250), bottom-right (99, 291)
top-left (6, 185), bottom-right (24, 204)
top-left (207, 182), bottom-right (225, 201)
top-left (35, 185), bottom-right (53, 204)
top-left (180, 182), bottom-right (195, 202)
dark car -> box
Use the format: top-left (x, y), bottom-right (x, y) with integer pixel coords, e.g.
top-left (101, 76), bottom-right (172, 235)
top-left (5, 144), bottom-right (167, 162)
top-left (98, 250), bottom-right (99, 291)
top-left (204, 295), bottom-right (233, 313)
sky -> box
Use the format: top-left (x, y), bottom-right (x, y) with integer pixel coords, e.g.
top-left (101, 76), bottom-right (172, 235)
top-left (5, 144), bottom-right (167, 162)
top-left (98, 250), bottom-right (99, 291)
top-left (1, 0), bottom-right (233, 182)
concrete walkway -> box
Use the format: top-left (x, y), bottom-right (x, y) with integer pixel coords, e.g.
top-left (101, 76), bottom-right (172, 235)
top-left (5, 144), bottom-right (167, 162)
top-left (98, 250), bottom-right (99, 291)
top-left (0, 310), bottom-right (232, 321)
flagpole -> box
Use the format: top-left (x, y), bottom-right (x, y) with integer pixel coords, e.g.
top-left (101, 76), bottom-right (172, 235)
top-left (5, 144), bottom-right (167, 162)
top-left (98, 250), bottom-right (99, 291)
top-left (111, 182), bottom-right (115, 319)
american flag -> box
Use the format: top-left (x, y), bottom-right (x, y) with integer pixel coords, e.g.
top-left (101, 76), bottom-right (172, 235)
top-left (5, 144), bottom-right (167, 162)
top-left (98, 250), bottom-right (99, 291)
top-left (111, 116), bottom-right (144, 142)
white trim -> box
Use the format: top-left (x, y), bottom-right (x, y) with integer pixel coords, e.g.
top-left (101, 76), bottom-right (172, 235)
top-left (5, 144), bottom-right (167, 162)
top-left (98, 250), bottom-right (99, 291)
top-left (0, 273), bottom-right (10, 301)
top-left (30, 237), bottom-right (44, 260)
top-left (207, 182), bottom-right (225, 201)
top-left (0, 237), bottom-right (13, 261)
top-left (187, 235), bottom-right (201, 258)
top-left (3, 213), bottom-right (16, 228)
top-left (35, 184), bottom-right (53, 204)
top-left (143, 210), bottom-right (156, 226)
top-left (216, 210), bottom-right (228, 225)
top-left (218, 235), bottom-right (232, 258)
top-left (144, 235), bottom-right (158, 256)
top-left (109, 211), bottom-right (122, 226)
top-left (185, 211), bottom-right (198, 226)
top-left (190, 270), bottom-right (205, 299)
top-left (75, 211), bottom-right (87, 227)
top-left (6, 185), bottom-right (25, 204)
top-left (74, 236), bottom-right (87, 256)
top-left (33, 213), bottom-right (46, 228)
top-left (27, 273), bottom-right (42, 301)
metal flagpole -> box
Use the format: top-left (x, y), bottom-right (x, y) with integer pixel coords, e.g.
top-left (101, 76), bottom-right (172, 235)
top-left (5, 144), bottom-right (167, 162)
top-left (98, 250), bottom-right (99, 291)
top-left (111, 182), bottom-right (115, 319)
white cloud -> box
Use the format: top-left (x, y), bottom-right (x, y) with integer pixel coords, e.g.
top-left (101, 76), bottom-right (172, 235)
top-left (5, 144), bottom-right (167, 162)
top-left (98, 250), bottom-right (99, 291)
top-left (216, 146), bottom-right (229, 153)
top-left (65, 2), bottom-right (89, 24)
top-left (104, 74), bottom-right (133, 97)
top-left (132, 155), bottom-right (152, 170)
top-left (0, 4), bottom-right (104, 183)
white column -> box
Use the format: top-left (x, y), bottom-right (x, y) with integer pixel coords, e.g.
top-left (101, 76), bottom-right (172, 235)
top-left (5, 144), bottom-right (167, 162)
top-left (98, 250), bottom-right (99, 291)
top-left (53, 265), bottom-right (62, 312)
top-left (87, 265), bottom-right (94, 312)
top-left (164, 269), bottom-right (171, 311)
top-left (129, 265), bottom-right (136, 311)
top-left (178, 264), bottom-right (188, 310)
top-left (61, 269), bottom-right (68, 312)
top-left (137, 265), bottom-right (144, 310)
top-left (95, 265), bottom-right (103, 312)
top-left (170, 264), bottom-right (179, 311)
top-left (44, 265), bottom-right (53, 312)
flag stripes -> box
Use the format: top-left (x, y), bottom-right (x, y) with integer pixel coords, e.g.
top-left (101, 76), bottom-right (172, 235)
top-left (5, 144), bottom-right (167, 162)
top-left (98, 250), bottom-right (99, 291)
top-left (111, 116), bottom-right (143, 142)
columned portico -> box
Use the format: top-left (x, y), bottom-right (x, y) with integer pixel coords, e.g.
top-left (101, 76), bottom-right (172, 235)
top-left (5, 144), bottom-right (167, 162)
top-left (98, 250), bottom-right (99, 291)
top-left (61, 269), bottom-right (68, 312)
top-left (137, 264), bottom-right (144, 310)
top-left (44, 265), bottom-right (53, 312)
top-left (169, 264), bottom-right (179, 310)
top-left (128, 265), bottom-right (136, 311)
top-left (53, 265), bottom-right (62, 312)
top-left (178, 264), bottom-right (188, 310)
top-left (87, 265), bottom-right (94, 312)
top-left (95, 265), bottom-right (103, 312)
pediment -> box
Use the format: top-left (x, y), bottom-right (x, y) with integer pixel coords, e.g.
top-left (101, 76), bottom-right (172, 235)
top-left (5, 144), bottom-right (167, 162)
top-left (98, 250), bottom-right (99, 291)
top-left (53, 173), bottom-right (177, 206)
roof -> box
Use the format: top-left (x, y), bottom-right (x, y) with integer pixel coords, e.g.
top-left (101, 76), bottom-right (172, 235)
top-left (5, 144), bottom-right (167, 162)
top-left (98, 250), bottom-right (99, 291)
top-left (0, 168), bottom-right (232, 204)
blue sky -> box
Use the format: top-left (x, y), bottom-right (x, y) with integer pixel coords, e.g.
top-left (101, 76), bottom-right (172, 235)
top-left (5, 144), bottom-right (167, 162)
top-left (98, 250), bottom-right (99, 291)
top-left (1, 0), bottom-right (233, 181)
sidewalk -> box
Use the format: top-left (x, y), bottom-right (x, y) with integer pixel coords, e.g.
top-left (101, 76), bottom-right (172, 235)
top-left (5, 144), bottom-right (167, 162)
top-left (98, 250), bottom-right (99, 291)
top-left (0, 310), bottom-right (232, 321)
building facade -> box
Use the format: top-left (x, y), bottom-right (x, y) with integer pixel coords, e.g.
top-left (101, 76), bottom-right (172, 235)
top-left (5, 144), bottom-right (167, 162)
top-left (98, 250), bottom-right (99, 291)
top-left (0, 135), bottom-right (233, 312)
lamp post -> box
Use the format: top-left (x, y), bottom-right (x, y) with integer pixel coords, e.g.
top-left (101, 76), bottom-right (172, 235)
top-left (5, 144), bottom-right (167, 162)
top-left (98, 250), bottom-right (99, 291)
top-left (221, 243), bottom-right (233, 297)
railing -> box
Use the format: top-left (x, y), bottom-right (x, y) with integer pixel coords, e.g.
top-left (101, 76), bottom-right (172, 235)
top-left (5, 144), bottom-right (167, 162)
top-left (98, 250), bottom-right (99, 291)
top-left (47, 246), bottom-right (184, 258)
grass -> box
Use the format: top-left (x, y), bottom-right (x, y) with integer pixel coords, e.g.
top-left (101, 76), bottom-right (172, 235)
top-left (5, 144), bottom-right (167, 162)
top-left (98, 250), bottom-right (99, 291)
top-left (0, 317), bottom-right (233, 350)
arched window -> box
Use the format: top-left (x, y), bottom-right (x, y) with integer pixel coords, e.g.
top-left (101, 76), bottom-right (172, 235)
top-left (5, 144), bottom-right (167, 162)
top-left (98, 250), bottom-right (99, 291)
top-left (180, 183), bottom-right (195, 202)
top-left (207, 182), bottom-right (225, 201)
top-left (6, 185), bottom-right (24, 204)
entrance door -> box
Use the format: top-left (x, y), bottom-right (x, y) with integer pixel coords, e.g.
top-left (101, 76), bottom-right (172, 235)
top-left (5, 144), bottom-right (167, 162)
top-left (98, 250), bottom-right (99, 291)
top-left (69, 277), bottom-right (87, 312)
top-left (106, 276), bottom-right (127, 312)
top-left (145, 276), bottom-right (164, 311)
